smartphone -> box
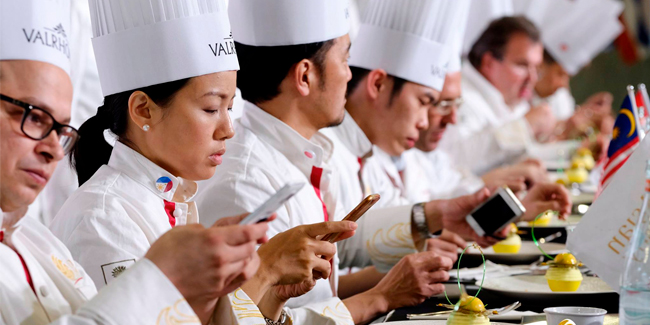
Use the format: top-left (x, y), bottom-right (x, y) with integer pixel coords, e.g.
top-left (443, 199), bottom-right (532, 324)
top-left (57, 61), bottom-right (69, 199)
top-left (465, 187), bottom-right (526, 237)
top-left (239, 182), bottom-right (305, 225)
top-left (321, 194), bottom-right (381, 243)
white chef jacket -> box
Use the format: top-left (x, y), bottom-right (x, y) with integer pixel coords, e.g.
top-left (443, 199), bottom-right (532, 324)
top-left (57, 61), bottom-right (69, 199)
top-left (50, 141), bottom-right (199, 290)
top-left (195, 101), bottom-right (354, 323)
top-left (0, 209), bottom-right (202, 324)
top-left (400, 149), bottom-right (485, 202)
top-left (438, 63), bottom-right (534, 176)
top-left (322, 113), bottom-right (418, 273)
top-left (47, 141), bottom-right (343, 325)
top-left (532, 87), bottom-right (576, 121)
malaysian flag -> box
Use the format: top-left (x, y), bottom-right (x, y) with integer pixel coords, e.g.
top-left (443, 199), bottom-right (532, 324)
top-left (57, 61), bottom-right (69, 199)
top-left (599, 86), bottom-right (644, 190)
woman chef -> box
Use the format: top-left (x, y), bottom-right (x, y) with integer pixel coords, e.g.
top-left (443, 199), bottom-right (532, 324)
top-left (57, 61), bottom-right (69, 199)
top-left (48, 0), bottom-right (356, 324)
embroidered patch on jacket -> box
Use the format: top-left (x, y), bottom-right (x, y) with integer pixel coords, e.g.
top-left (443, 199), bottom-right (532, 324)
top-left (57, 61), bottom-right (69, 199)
top-left (101, 259), bottom-right (136, 284)
top-left (51, 255), bottom-right (77, 280)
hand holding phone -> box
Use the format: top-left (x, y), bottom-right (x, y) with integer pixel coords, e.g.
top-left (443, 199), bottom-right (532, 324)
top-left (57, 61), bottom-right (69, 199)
top-left (321, 194), bottom-right (380, 243)
top-left (465, 186), bottom-right (525, 237)
top-left (239, 182), bottom-right (305, 225)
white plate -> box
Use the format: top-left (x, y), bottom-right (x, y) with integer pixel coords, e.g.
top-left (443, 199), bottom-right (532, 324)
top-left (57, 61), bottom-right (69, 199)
top-left (517, 215), bottom-right (582, 228)
top-left (478, 275), bottom-right (615, 299)
top-left (386, 321), bottom-right (511, 325)
top-left (408, 310), bottom-right (540, 321)
top-left (460, 242), bottom-right (566, 265)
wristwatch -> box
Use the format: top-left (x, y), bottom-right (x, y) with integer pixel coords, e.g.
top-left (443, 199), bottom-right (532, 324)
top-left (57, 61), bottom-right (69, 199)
top-left (412, 203), bottom-right (442, 240)
top-left (264, 311), bottom-right (288, 325)
top-left (412, 203), bottom-right (433, 239)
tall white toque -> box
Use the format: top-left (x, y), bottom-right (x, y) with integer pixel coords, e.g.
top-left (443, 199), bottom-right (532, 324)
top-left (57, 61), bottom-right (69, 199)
top-left (463, 0), bottom-right (514, 55)
top-left (89, 0), bottom-right (239, 96)
top-left (515, 0), bottom-right (623, 75)
top-left (446, 0), bottom-right (471, 73)
top-left (0, 0), bottom-right (72, 75)
top-left (349, 0), bottom-right (468, 91)
top-left (229, 0), bottom-right (351, 46)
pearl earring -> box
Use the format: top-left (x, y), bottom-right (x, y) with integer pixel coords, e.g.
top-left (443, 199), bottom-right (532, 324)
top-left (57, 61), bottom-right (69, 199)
top-left (143, 124), bottom-right (150, 132)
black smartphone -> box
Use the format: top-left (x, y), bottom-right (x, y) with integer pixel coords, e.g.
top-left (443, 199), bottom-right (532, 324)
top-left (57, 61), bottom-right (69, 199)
top-left (465, 187), bottom-right (526, 237)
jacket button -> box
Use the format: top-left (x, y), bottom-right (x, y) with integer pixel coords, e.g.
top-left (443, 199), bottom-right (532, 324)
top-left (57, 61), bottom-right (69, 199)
top-left (40, 286), bottom-right (49, 297)
top-left (173, 209), bottom-right (183, 218)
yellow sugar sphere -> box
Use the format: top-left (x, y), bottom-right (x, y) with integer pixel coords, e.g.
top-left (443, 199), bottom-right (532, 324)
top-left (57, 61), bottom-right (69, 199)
top-left (576, 148), bottom-right (593, 157)
top-left (529, 211), bottom-right (553, 226)
top-left (508, 223), bottom-right (518, 235)
top-left (554, 253), bottom-right (578, 265)
top-left (572, 155), bottom-right (595, 171)
top-left (459, 295), bottom-right (486, 313)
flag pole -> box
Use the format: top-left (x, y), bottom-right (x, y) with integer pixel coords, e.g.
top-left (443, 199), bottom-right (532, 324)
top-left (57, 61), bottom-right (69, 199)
top-left (639, 83), bottom-right (650, 134)
top-left (628, 85), bottom-right (646, 140)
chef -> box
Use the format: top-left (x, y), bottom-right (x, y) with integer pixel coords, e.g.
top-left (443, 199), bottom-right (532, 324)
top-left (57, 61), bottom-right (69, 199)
top-left (397, 8), bottom-right (548, 202)
top-left (0, 0), bottom-right (269, 323)
top-left (437, 16), bottom-right (546, 175)
top-left (27, 0), bottom-right (104, 227)
top-left (323, 0), bottom-right (481, 271)
top-left (196, 1), bottom-right (456, 323)
top-left (48, 1), bottom-right (354, 324)
top-left (397, 51), bottom-right (572, 221)
top-left (517, 0), bottom-right (622, 141)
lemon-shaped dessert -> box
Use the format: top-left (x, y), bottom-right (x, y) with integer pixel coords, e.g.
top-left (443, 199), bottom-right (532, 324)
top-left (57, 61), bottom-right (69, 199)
top-left (566, 161), bottom-right (589, 184)
top-left (529, 210), bottom-right (554, 227)
top-left (545, 253), bottom-right (583, 292)
top-left (446, 296), bottom-right (490, 325)
top-left (493, 224), bottom-right (521, 254)
top-left (574, 148), bottom-right (596, 170)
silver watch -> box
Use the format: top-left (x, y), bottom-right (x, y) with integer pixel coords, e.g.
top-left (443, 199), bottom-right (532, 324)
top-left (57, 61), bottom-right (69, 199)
top-left (264, 310), bottom-right (288, 325)
top-left (412, 203), bottom-right (434, 240)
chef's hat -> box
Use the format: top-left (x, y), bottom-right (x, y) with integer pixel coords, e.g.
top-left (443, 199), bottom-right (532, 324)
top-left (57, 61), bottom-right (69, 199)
top-left (446, 0), bottom-right (471, 73)
top-left (229, 0), bottom-right (350, 46)
top-left (89, 0), bottom-right (238, 96)
top-left (349, 0), bottom-right (468, 91)
top-left (515, 0), bottom-right (623, 75)
top-left (0, 0), bottom-right (71, 75)
top-left (462, 0), bottom-right (514, 56)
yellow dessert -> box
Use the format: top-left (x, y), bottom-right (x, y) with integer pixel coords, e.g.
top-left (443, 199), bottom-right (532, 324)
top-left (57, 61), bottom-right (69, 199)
top-left (574, 148), bottom-right (596, 170)
top-left (493, 224), bottom-right (521, 254)
top-left (545, 253), bottom-right (583, 292)
top-left (529, 210), bottom-right (554, 227)
top-left (446, 296), bottom-right (490, 325)
top-left (566, 161), bottom-right (589, 184)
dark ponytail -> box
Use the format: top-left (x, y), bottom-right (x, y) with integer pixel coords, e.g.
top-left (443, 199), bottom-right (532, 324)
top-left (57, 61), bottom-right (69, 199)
top-left (71, 78), bottom-right (191, 186)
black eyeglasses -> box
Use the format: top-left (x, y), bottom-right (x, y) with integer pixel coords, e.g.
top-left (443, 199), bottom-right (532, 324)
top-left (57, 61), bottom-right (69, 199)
top-left (0, 94), bottom-right (79, 154)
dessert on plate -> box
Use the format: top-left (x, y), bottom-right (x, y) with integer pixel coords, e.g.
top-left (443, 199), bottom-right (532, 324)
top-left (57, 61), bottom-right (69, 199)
top-left (492, 224), bottom-right (521, 254)
top-left (545, 253), bottom-right (583, 292)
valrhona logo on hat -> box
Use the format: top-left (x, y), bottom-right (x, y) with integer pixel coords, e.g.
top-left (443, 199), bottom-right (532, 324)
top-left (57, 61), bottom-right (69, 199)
top-left (209, 31), bottom-right (237, 57)
top-left (22, 23), bottom-right (70, 59)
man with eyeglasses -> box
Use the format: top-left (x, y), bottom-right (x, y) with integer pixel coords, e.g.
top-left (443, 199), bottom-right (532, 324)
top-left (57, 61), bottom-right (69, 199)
top-left (437, 16), bottom-right (556, 178)
top-left (401, 70), bottom-right (572, 217)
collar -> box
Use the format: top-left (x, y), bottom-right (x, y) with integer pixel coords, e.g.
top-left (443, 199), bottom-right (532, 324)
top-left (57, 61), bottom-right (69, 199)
top-left (373, 147), bottom-right (405, 191)
top-left (462, 62), bottom-right (530, 121)
top-left (107, 142), bottom-right (198, 203)
top-left (239, 101), bottom-right (334, 177)
top-left (332, 110), bottom-right (373, 159)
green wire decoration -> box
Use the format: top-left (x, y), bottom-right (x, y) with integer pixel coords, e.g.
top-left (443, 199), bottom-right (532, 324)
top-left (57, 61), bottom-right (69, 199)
top-left (530, 211), bottom-right (556, 260)
top-left (444, 243), bottom-right (486, 310)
